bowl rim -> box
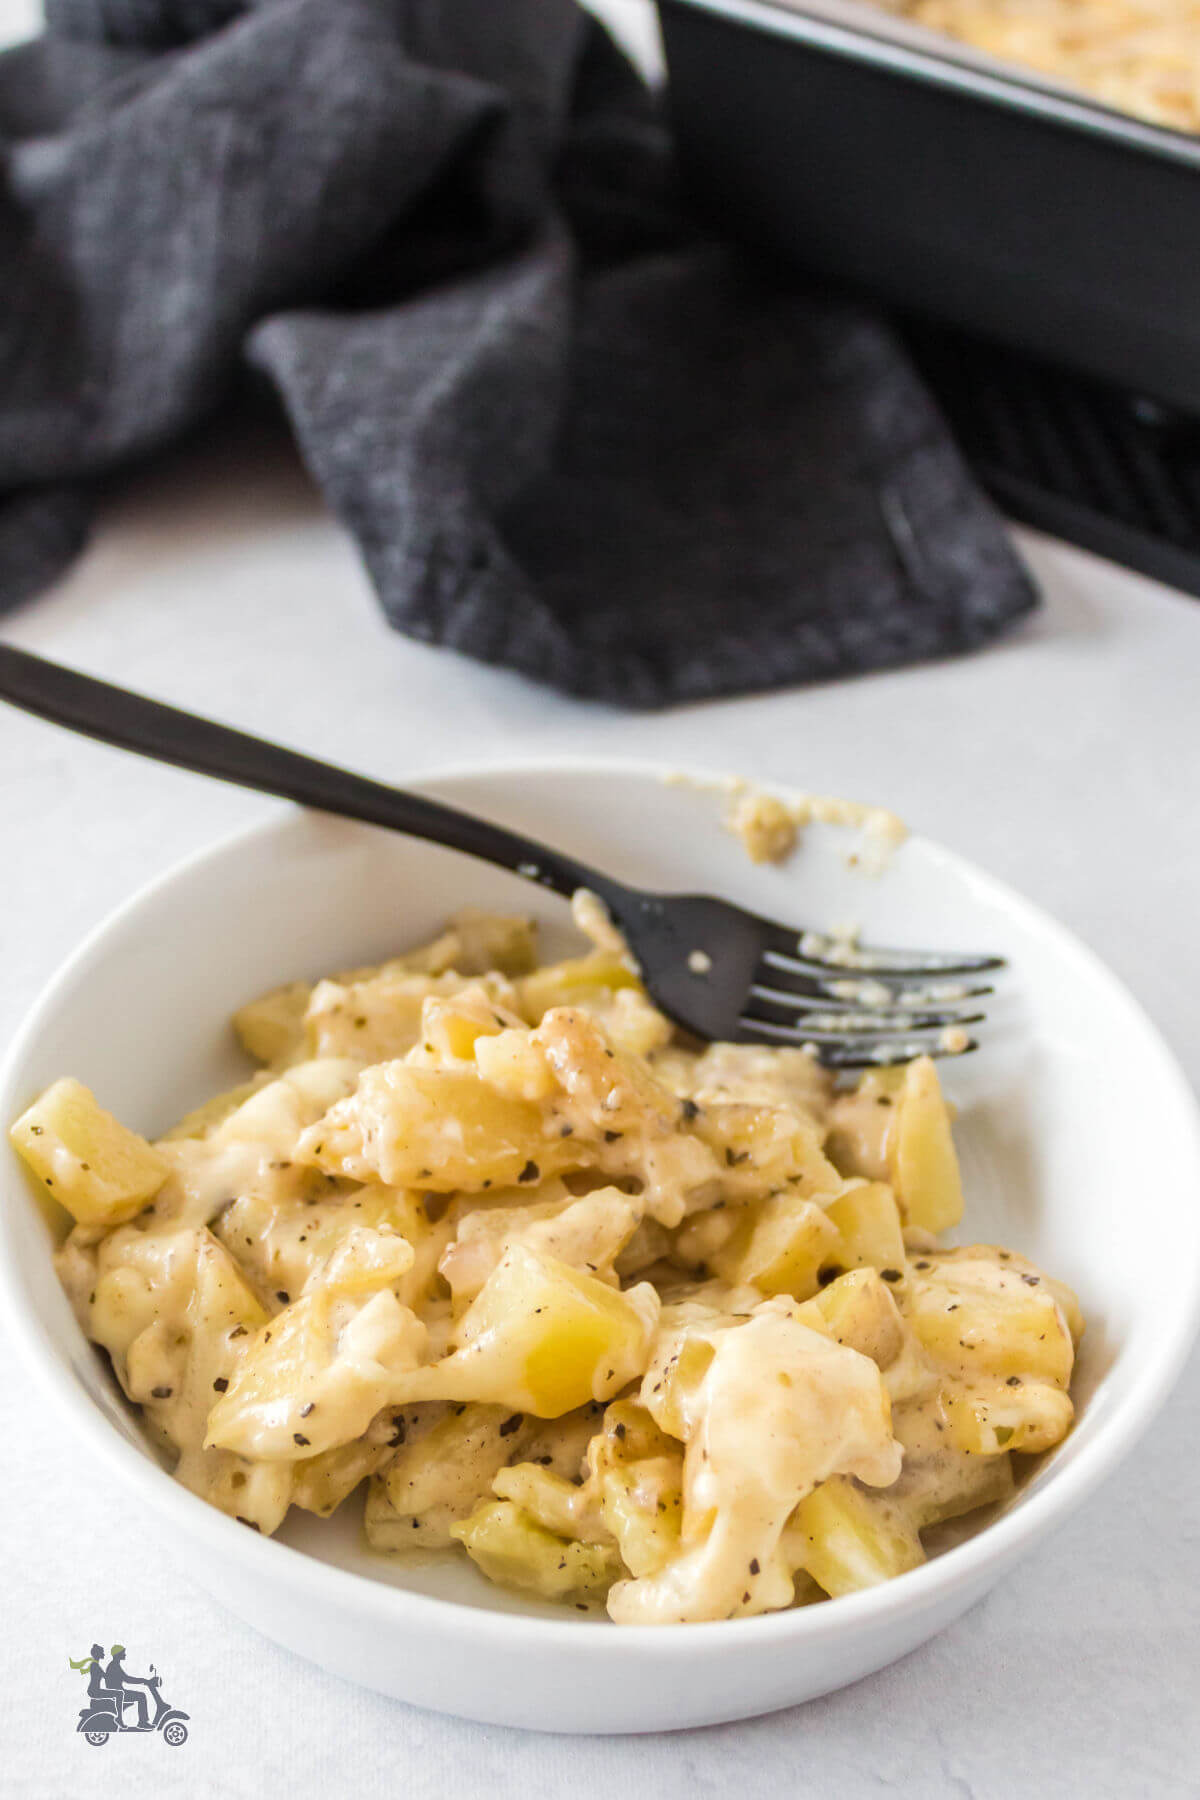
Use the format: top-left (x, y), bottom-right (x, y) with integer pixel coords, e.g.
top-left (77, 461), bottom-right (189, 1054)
top-left (3, 750), bottom-right (1199, 1654)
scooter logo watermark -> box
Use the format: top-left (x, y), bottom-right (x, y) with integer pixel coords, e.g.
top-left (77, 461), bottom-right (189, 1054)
top-left (69, 1644), bottom-right (190, 1747)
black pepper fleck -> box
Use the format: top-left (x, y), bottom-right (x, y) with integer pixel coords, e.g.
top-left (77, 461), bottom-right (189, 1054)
top-left (213, 1377), bottom-right (229, 1393)
top-left (518, 1161), bottom-right (540, 1183)
top-left (151, 1386), bottom-right (172, 1399)
top-left (499, 1413), bottom-right (524, 1437)
top-left (293, 1433), bottom-right (310, 1447)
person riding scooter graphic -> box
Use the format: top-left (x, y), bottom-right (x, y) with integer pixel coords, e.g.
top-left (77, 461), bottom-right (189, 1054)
top-left (102, 1644), bottom-right (150, 1728)
top-left (70, 1643), bottom-right (189, 1746)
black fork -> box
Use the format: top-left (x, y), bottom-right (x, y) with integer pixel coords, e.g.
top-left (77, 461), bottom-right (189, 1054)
top-left (0, 646), bottom-right (1001, 1067)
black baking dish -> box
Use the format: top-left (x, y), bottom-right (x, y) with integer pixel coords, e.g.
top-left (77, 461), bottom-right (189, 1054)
top-left (657, 0), bottom-right (1200, 413)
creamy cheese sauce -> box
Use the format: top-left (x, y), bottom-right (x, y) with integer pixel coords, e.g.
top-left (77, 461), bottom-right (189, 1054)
top-left (28, 907), bottom-right (1081, 1621)
top-left (610, 1304), bottom-right (902, 1622)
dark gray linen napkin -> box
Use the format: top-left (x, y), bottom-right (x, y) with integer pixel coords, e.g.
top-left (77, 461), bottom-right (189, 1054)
top-left (0, 0), bottom-right (1036, 706)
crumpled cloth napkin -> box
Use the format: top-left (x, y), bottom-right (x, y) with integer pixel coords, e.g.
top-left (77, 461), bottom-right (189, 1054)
top-left (0, 0), bottom-right (1036, 707)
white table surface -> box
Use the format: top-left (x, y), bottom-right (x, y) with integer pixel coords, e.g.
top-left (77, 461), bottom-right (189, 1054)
top-left (3, 3), bottom-right (1199, 1796)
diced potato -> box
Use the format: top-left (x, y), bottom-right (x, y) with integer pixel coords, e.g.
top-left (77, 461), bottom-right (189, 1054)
top-left (10, 1078), bottom-right (167, 1225)
top-left (306, 972), bottom-right (518, 1065)
top-left (452, 1499), bottom-right (620, 1601)
top-left (438, 1188), bottom-right (639, 1305)
top-left (297, 1062), bottom-right (570, 1193)
top-left (694, 1102), bottom-right (843, 1203)
top-left (598, 1458), bottom-right (683, 1577)
top-left (906, 1257), bottom-right (1075, 1388)
top-left (824, 1068), bottom-right (906, 1181)
top-left (888, 1056), bottom-right (963, 1232)
top-left (585, 1398), bottom-right (684, 1575)
top-left (889, 1396), bottom-right (1016, 1528)
top-left (392, 1246), bottom-right (659, 1417)
top-left (825, 1181), bottom-right (907, 1276)
top-left (87, 1227), bottom-right (198, 1367)
top-left (588, 1398), bottom-right (681, 1471)
top-left (789, 1475), bottom-right (924, 1596)
top-left (639, 1329), bottom-right (720, 1442)
top-left (520, 1404), bottom-right (608, 1482)
top-left (668, 1203), bottom-right (740, 1273)
top-left (290, 1426), bottom-right (397, 1518)
top-left (943, 1383), bottom-right (1074, 1456)
top-left (86, 1226), bottom-right (293, 1536)
top-left (368, 1402), bottom-right (534, 1547)
top-left (516, 956), bottom-right (671, 1059)
top-left (493, 1462), bottom-right (609, 1542)
top-left (796, 1268), bottom-right (908, 1370)
top-left (411, 986), bottom-right (525, 1067)
top-left (908, 1290), bottom-right (1072, 1386)
top-left (214, 1185), bottom-right (441, 1317)
top-left (155, 1058), bottom-right (361, 1229)
top-left (234, 980), bottom-right (311, 1066)
top-left (206, 1284), bottom-right (427, 1461)
top-left (169, 1237), bottom-right (294, 1534)
top-left (472, 1026), bottom-right (563, 1102)
top-left (671, 1041), bottom-right (834, 1125)
top-left (400, 909), bottom-right (537, 979)
top-left (516, 952), bottom-right (643, 1022)
top-left (182, 1455), bottom-right (293, 1535)
top-left (709, 1194), bottom-right (841, 1299)
top-left (931, 1245), bottom-right (1085, 1345)
top-left (529, 1010), bottom-right (718, 1227)
top-left (334, 912), bottom-right (537, 987)
top-left (311, 1224), bottom-right (414, 1296)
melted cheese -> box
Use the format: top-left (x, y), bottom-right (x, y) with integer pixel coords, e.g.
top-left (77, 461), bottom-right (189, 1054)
top-left (609, 1304), bottom-right (902, 1622)
top-left (28, 907), bottom-right (1081, 1618)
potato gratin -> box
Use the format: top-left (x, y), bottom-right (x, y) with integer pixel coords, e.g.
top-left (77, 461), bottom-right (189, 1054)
top-left (883, 0), bottom-right (1200, 135)
top-left (12, 906), bottom-right (1082, 1624)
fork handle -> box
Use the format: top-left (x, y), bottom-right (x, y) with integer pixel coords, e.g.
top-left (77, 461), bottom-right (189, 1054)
top-left (0, 645), bottom-right (613, 905)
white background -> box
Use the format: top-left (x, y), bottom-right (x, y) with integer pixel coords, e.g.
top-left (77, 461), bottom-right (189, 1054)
top-left (1, 0), bottom-right (1198, 1793)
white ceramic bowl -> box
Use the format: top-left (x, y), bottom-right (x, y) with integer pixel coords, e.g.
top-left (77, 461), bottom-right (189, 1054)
top-left (3, 760), bottom-right (1199, 1734)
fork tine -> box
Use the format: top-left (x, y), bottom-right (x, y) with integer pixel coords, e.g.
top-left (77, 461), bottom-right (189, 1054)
top-left (749, 982), bottom-right (986, 1032)
top-left (738, 1014), bottom-right (979, 1067)
top-left (819, 1037), bottom-right (978, 1070)
top-left (758, 923), bottom-right (1004, 978)
top-left (739, 1013), bottom-right (980, 1048)
top-left (757, 953), bottom-right (995, 1008)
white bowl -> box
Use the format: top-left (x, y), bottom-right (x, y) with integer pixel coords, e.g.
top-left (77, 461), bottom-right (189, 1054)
top-left (2, 760), bottom-right (1199, 1734)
